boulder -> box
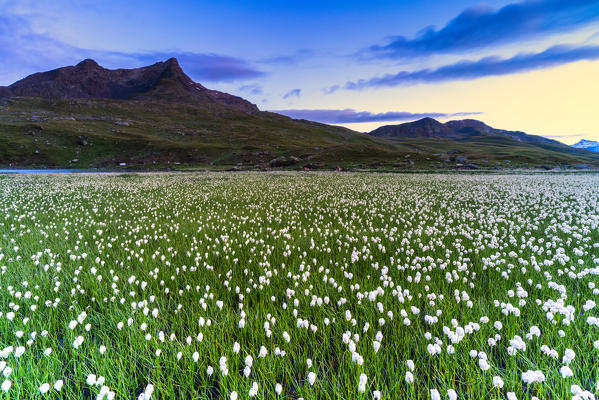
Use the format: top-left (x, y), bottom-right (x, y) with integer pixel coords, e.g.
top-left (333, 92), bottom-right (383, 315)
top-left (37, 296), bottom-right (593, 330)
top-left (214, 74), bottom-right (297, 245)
top-left (269, 156), bottom-right (300, 167)
top-left (303, 163), bottom-right (325, 170)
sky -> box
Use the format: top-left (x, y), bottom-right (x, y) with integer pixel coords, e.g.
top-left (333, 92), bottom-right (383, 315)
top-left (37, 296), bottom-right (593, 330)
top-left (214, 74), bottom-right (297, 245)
top-left (1, 0), bottom-right (598, 143)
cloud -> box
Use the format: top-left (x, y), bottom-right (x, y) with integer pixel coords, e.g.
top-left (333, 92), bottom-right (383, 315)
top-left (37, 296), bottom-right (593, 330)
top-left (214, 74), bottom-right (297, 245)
top-left (262, 49), bottom-right (315, 65)
top-left (0, 15), bottom-right (89, 84)
top-left (366, 0), bottom-right (599, 58)
top-left (272, 109), bottom-right (481, 124)
top-left (238, 84), bottom-right (263, 95)
top-left (337, 43), bottom-right (599, 90)
top-left (543, 133), bottom-right (588, 139)
top-left (131, 52), bottom-right (264, 82)
top-left (283, 88), bottom-right (301, 99)
top-left (0, 15), bottom-right (263, 85)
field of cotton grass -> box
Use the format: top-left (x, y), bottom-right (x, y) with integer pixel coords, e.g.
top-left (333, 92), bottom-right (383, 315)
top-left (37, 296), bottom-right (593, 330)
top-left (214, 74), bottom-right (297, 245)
top-left (0, 172), bottom-right (598, 400)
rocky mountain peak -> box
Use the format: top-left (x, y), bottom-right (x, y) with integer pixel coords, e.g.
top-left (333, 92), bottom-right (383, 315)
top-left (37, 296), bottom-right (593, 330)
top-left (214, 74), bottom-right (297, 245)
top-left (76, 59), bottom-right (101, 69)
top-left (0, 58), bottom-right (258, 112)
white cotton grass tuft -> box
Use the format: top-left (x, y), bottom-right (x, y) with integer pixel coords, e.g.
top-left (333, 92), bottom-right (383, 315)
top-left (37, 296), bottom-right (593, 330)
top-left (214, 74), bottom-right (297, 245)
top-left (521, 370), bottom-right (545, 384)
top-left (308, 372), bottom-right (316, 386)
top-left (39, 383), bottom-right (50, 394)
top-left (493, 376), bottom-right (504, 388)
top-left (560, 366), bottom-right (573, 378)
top-left (358, 373), bottom-right (367, 393)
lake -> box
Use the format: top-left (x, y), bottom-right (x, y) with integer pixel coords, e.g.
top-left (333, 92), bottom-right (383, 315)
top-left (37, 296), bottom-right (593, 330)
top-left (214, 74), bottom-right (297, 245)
top-left (0, 169), bottom-right (110, 174)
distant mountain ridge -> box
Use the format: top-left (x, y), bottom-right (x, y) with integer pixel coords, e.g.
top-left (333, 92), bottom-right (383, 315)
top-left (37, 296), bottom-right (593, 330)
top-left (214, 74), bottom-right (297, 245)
top-left (370, 117), bottom-right (563, 146)
top-left (572, 139), bottom-right (599, 152)
top-left (367, 117), bottom-right (599, 168)
top-left (0, 58), bottom-right (258, 112)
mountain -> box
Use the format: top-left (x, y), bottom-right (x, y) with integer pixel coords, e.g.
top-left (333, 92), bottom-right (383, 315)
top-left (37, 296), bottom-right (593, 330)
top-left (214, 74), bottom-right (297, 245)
top-left (0, 59), bottom-right (598, 169)
top-left (572, 139), bottom-right (599, 152)
top-left (370, 117), bottom-right (458, 139)
top-left (0, 58), bottom-right (258, 112)
top-left (372, 118), bottom-right (561, 145)
top-left (0, 59), bottom-right (404, 168)
top-left (369, 118), bottom-right (599, 167)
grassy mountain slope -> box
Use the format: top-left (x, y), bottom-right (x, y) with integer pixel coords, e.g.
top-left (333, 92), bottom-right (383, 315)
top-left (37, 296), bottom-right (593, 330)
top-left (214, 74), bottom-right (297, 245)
top-left (0, 96), bottom-right (407, 167)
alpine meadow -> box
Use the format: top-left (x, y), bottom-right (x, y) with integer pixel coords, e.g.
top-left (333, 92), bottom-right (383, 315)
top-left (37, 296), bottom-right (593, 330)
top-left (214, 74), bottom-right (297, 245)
top-left (0, 172), bottom-right (598, 399)
top-left (2, 1), bottom-right (599, 399)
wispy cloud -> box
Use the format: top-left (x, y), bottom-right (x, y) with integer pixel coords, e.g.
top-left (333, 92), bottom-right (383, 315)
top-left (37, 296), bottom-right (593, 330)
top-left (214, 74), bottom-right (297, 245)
top-left (543, 133), bottom-right (588, 139)
top-left (238, 84), bottom-right (263, 95)
top-left (283, 88), bottom-right (301, 99)
top-left (366, 0), bottom-right (599, 59)
top-left (335, 44), bottom-right (599, 91)
top-left (272, 109), bottom-right (481, 124)
top-left (262, 49), bottom-right (314, 65)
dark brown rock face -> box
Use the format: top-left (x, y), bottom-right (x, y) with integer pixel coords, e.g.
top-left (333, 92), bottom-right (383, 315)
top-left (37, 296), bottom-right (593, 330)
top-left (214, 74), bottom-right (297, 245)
top-left (0, 58), bottom-right (258, 112)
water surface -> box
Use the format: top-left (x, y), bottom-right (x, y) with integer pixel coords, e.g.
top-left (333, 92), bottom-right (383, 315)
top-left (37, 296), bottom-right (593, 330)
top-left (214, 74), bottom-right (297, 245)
top-left (0, 169), bottom-right (109, 174)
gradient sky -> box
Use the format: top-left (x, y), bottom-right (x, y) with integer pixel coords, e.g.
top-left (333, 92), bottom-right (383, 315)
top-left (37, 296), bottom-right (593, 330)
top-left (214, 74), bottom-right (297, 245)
top-left (1, 0), bottom-right (598, 143)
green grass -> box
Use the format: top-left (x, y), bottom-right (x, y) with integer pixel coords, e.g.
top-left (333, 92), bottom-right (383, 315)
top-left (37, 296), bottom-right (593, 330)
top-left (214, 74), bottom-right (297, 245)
top-left (0, 97), bottom-right (401, 168)
top-left (0, 172), bottom-right (598, 399)
top-left (1, 97), bottom-right (598, 169)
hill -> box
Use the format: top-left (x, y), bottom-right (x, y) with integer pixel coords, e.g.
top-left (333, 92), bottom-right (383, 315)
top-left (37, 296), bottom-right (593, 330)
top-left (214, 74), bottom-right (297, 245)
top-left (369, 118), bottom-right (599, 168)
top-left (1, 59), bottom-right (598, 169)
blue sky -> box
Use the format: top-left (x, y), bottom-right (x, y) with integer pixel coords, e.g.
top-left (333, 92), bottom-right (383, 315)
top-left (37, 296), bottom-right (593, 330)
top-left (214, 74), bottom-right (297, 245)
top-left (1, 0), bottom-right (599, 141)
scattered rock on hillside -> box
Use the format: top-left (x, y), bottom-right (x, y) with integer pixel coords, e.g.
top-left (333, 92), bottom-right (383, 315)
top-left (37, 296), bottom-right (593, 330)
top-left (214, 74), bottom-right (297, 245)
top-left (303, 163), bottom-right (325, 170)
top-left (269, 156), bottom-right (300, 167)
